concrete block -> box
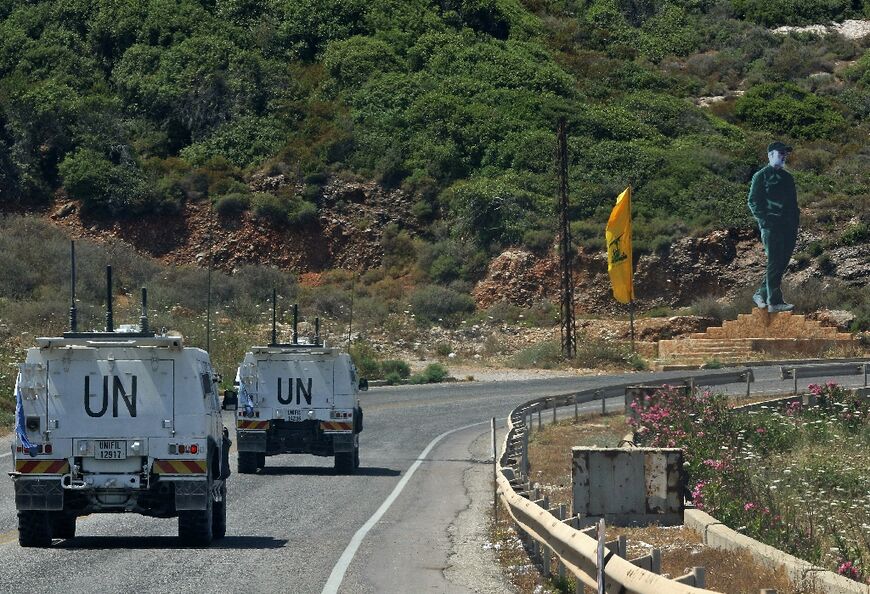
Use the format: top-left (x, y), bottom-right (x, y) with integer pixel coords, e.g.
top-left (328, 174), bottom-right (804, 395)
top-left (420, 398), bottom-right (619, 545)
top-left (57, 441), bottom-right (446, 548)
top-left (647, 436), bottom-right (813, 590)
top-left (572, 447), bottom-right (683, 526)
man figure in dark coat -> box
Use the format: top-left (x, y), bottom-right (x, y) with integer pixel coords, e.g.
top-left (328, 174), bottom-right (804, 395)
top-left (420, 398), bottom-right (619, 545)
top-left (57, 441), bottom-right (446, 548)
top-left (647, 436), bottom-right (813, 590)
top-left (747, 141), bottom-right (799, 313)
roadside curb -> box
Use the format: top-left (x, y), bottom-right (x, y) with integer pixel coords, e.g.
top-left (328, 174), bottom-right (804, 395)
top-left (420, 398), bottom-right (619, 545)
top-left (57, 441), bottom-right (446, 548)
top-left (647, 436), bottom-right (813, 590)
top-left (685, 508), bottom-right (870, 594)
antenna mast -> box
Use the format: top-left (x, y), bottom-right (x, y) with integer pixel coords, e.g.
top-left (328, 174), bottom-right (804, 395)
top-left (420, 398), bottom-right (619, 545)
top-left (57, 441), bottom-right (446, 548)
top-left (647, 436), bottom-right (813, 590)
top-left (69, 241), bottom-right (78, 332)
top-left (557, 117), bottom-right (576, 359)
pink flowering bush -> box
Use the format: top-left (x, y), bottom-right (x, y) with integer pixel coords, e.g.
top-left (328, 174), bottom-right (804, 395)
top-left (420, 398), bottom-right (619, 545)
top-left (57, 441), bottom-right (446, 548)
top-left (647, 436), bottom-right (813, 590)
top-left (631, 383), bottom-right (869, 584)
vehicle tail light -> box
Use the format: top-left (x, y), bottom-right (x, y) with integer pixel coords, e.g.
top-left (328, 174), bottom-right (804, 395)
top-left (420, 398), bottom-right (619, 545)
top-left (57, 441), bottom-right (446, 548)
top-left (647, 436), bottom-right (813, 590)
top-left (189, 444), bottom-right (198, 455)
top-left (178, 444), bottom-right (186, 454)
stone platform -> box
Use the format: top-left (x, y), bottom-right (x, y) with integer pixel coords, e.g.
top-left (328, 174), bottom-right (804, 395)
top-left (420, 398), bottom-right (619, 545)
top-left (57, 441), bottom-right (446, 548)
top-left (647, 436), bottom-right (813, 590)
top-left (657, 308), bottom-right (855, 366)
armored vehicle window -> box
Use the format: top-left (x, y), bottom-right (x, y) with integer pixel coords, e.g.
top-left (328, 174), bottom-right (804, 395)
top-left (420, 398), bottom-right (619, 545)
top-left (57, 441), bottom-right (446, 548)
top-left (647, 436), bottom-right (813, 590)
top-left (200, 373), bottom-right (214, 398)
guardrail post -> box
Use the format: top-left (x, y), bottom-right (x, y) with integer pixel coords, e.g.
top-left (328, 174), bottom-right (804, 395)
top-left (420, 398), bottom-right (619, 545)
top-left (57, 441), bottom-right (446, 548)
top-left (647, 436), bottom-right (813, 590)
top-left (557, 504), bottom-right (566, 581)
top-left (618, 535), bottom-right (626, 558)
top-left (537, 406), bottom-right (542, 430)
top-left (864, 363), bottom-right (868, 387)
top-left (491, 417), bottom-right (497, 527)
top-left (651, 548), bottom-right (661, 574)
top-left (528, 410), bottom-right (533, 436)
top-left (598, 390), bottom-right (605, 415)
top-left (552, 398), bottom-right (557, 424)
top-left (746, 371), bottom-right (751, 399)
top-left (692, 566), bottom-right (705, 587)
top-left (521, 429), bottom-right (529, 479)
top-left (574, 393), bottom-right (578, 421)
top-left (792, 370), bottom-right (798, 395)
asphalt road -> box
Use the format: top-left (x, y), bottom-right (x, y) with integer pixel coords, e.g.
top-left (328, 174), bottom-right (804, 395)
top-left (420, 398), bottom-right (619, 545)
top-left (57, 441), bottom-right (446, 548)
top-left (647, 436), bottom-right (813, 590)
top-left (0, 364), bottom-right (866, 593)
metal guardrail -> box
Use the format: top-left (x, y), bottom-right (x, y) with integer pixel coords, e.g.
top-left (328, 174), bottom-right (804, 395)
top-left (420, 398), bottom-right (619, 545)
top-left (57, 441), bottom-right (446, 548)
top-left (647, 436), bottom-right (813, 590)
top-left (495, 361), bottom-right (868, 594)
top-left (780, 362), bottom-right (868, 393)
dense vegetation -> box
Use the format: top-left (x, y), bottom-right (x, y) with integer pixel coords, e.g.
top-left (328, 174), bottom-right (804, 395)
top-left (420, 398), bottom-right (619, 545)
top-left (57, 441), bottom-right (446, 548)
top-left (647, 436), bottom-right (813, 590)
top-left (2, 0), bottom-right (869, 256)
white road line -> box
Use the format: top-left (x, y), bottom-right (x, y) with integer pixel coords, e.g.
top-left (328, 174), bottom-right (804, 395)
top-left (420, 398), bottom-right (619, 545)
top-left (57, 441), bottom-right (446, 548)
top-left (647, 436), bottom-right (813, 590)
top-left (321, 419), bottom-right (490, 594)
top-left (0, 452), bottom-right (10, 459)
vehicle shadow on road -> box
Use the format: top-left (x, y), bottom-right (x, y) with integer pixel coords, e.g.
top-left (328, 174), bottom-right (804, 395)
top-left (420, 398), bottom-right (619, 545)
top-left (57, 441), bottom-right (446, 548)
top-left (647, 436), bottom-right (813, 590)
top-left (258, 466), bottom-right (400, 477)
top-left (53, 535), bottom-right (288, 550)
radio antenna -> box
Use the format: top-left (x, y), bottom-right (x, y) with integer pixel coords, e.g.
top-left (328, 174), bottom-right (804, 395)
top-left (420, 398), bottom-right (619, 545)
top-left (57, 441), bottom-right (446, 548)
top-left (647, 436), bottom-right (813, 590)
top-left (139, 287), bottom-right (149, 334)
top-left (206, 201), bottom-right (214, 352)
top-left (271, 289), bottom-right (278, 346)
top-left (292, 304), bottom-right (299, 344)
top-left (105, 265), bottom-right (114, 332)
top-left (69, 241), bottom-right (78, 332)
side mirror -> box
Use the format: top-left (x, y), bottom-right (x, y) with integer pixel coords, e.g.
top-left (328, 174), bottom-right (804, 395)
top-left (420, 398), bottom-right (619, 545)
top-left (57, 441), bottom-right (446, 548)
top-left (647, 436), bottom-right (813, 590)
top-left (358, 378), bottom-right (369, 392)
top-left (222, 389), bottom-right (238, 411)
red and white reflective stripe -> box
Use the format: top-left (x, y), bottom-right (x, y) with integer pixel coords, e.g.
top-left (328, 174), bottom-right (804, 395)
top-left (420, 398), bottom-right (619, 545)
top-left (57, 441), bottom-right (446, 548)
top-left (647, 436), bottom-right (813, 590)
top-left (320, 421), bottom-right (352, 432)
top-left (152, 459), bottom-right (207, 474)
top-left (237, 419), bottom-right (270, 430)
top-left (15, 459), bottom-right (69, 474)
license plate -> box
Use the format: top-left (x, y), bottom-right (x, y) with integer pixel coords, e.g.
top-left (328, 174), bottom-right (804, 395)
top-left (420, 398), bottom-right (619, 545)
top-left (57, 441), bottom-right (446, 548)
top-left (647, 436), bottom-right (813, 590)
top-left (96, 440), bottom-right (127, 460)
top-left (287, 409), bottom-right (302, 422)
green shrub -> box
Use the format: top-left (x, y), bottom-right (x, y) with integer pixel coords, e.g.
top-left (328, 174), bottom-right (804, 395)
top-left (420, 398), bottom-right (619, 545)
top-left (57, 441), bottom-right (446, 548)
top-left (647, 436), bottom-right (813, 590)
top-left (690, 296), bottom-right (740, 323)
top-left (817, 253), bottom-right (836, 275)
top-left (215, 193), bottom-right (250, 217)
top-left (409, 284), bottom-right (476, 324)
top-left (734, 83), bottom-right (846, 140)
top-left (381, 359), bottom-right (410, 379)
top-left (251, 192), bottom-right (288, 225)
top-left (349, 341), bottom-right (381, 380)
top-left (287, 199), bottom-right (318, 226)
top-left (509, 340), bottom-right (562, 369)
top-left (384, 371), bottom-right (404, 385)
top-left (410, 363), bottom-right (449, 384)
top-left (840, 223), bottom-right (869, 246)
top-left (434, 342), bottom-right (453, 357)
top-left (521, 229), bottom-right (553, 254)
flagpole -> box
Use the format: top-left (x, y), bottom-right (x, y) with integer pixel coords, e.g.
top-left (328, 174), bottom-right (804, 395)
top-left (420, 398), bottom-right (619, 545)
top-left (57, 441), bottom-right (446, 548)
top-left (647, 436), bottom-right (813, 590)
top-left (629, 300), bottom-right (635, 353)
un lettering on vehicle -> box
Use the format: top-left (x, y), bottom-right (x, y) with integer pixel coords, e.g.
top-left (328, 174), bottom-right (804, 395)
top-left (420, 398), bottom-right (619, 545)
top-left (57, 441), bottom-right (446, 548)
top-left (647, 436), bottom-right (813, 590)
top-left (85, 375), bottom-right (137, 418)
top-left (276, 377), bottom-right (313, 405)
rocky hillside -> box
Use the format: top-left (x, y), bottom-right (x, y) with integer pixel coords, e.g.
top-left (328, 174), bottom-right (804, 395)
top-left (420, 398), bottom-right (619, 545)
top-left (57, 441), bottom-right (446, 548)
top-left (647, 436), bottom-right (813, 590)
top-left (44, 177), bottom-right (870, 318)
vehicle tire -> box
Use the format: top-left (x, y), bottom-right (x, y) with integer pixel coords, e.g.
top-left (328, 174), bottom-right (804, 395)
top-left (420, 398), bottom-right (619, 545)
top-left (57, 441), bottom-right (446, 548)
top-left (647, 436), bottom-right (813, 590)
top-left (50, 512), bottom-right (76, 539)
top-left (212, 482), bottom-right (227, 540)
top-left (18, 511), bottom-right (52, 547)
top-left (237, 451), bottom-right (257, 474)
top-left (256, 453), bottom-right (266, 469)
top-left (178, 480), bottom-right (214, 546)
top-left (334, 451), bottom-right (355, 475)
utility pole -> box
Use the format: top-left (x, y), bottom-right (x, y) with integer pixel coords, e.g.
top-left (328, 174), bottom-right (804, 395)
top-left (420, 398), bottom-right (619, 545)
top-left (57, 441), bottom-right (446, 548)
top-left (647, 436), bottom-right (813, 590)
top-left (557, 117), bottom-right (576, 359)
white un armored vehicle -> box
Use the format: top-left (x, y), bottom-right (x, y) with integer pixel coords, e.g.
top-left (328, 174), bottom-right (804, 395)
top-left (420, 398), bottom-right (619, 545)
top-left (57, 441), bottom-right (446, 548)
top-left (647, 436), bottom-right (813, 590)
top-left (235, 293), bottom-right (365, 474)
top-left (10, 254), bottom-right (230, 547)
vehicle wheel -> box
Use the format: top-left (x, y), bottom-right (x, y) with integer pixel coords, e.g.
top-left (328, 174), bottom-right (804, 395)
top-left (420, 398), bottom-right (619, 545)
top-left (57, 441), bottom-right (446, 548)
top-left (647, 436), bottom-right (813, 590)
top-left (237, 452), bottom-right (257, 474)
top-left (50, 512), bottom-right (76, 539)
top-left (256, 453), bottom-right (266, 469)
top-left (212, 482), bottom-right (227, 540)
top-left (178, 481), bottom-right (214, 546)
top-left (353, 444), bottom-right (360, 469)
top-left (334, 451), bottom-right (355, 475)
top-left (18, 511), bottom-right (52, 547)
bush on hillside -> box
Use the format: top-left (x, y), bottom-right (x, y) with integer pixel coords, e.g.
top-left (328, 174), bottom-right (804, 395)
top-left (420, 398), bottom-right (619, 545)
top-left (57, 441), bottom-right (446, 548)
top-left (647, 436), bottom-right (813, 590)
top-left (409, 363), bottom-right (449, 384)
top-left (215, 193), bottom-right (250, 217)
top-left (734, 83), bottom-right (846, 139)
top-left (409, 285), bottom-right (476, 325)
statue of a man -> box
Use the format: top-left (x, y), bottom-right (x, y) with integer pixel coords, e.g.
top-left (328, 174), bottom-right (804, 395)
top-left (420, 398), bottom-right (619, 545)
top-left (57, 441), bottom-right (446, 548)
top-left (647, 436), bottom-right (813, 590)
top-left (747, 141), bottom-right (799, 313)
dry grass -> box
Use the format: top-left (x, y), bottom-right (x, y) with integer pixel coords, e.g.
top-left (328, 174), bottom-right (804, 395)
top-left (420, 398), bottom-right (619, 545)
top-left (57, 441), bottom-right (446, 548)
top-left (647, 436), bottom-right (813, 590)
top-left (492, 412), bottom-right (823, 593)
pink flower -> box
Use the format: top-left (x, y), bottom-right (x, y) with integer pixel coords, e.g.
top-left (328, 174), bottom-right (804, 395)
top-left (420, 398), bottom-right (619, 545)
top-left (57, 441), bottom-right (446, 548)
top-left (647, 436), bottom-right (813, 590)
top-left (744, 502), bottom-right (756, 511)
top-left (756, 427), bottom-right (765, 434)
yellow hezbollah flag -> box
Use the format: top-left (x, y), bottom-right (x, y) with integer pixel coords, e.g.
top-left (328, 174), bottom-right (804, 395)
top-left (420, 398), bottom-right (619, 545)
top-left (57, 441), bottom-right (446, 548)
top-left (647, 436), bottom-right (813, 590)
top-left (605, 186), bottom-right (633, 304)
